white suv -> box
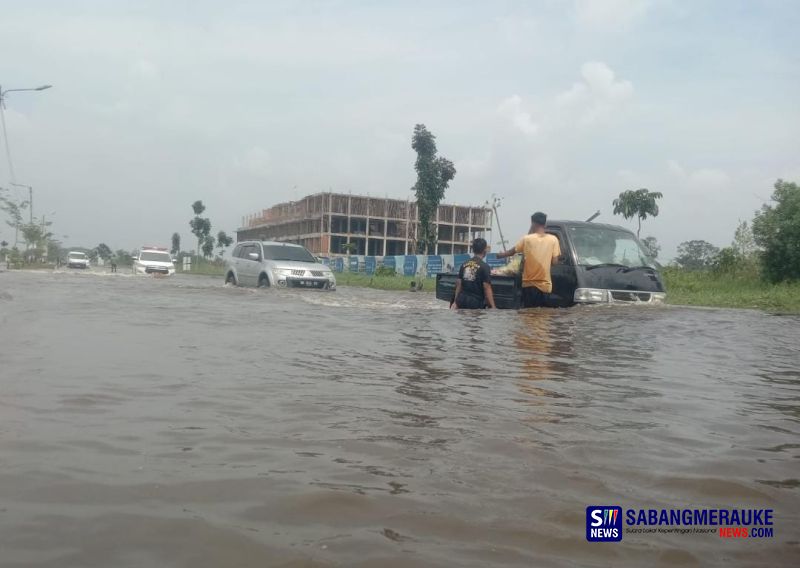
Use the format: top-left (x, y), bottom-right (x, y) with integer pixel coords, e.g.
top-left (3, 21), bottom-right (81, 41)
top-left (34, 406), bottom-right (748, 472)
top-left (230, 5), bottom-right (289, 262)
top-left (66, 251), bottom-right (90, 269)
top-left (225, 241), bottom-right (335, 290)
top-left (133, 247), bottom-right (175, 276)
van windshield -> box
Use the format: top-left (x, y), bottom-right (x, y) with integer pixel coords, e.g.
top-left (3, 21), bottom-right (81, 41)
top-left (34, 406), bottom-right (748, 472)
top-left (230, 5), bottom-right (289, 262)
top-left (68, 252), bottom-right (86, 259)
top-left (568, 227), bottom-right (655, 268)
top-left (261, 244), bottom-right (316, 262)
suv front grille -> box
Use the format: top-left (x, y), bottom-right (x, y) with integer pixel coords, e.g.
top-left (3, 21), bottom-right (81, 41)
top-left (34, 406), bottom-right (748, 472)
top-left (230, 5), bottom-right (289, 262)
top-left (311, 270), bottom-right (326, 277)
top-left (291, 269), bottom-right (305, 276)
top-left (611, 291), bottom-right (651, 302)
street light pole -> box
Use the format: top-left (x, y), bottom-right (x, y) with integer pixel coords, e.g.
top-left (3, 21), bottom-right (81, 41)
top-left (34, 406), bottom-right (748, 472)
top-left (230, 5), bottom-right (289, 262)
top-left (0, 83), bottom-right (52, 185)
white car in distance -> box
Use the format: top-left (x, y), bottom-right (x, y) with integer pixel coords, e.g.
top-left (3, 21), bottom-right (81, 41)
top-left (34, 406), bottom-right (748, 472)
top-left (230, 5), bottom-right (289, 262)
top-left (66, 251), bottom-right (90, 269)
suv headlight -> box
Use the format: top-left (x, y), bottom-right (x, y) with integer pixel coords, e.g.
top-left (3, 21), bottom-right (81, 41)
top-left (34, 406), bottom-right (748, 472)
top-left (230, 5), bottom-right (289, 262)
top-left (574, 288), bottom-right (608, 303)
top-left (651, 292), bottom-right (666, 304)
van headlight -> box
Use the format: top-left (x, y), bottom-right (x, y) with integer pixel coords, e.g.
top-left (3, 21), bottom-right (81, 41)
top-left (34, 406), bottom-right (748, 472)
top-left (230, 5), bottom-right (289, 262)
top-left (574, 288), bottom-right (608, 303)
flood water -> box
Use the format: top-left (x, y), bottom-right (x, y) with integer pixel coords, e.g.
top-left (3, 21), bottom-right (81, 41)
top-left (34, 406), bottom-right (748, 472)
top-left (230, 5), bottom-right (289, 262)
top-left (1, 269), bottom-right (798, 567)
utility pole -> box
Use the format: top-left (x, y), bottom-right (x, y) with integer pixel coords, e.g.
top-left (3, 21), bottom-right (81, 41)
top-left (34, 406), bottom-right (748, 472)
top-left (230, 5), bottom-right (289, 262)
top-left (488, 194), bottom-right (508, 251)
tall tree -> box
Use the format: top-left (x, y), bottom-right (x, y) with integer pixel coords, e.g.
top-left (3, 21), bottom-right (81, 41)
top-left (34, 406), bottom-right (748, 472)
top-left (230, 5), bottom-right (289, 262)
top-left (411, 124), bottom-right (456, 254)
top-left (46, 240), bottom-right (62, 263)
top-left (732, 220), bottom-right (756, 258)
top-left (115, 249), bottom-right (134, 266)
top-left (201, 235), bottom-right (215, 259)
top-left (171, 232), bottom-right (181, 256)
top-left (0, 191), bottom-right (28, 247)
top-left (675, 240), bottom-right (719, 271)
top-left (96, 243), bottom-right (113, 261)
top-left (752, 179), bottom-right (800, 282)
top-left (641, 236), bottom-right (660, 259)
top-left (216, 230), bottom-right (233, 256)
top-left (189, 200), bottom-right (212, 263)
top-left (612, 188), bottom-right (663, 238)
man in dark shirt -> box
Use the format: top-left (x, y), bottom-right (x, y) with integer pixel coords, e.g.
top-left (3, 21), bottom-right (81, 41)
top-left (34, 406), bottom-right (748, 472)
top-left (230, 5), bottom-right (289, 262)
top-left (452, 238), bottom-right (496, 309)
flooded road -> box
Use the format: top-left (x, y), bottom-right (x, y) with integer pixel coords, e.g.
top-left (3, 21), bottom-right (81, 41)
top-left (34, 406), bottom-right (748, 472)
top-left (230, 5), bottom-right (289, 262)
top-left (1, 269), bottom-right (798, 567)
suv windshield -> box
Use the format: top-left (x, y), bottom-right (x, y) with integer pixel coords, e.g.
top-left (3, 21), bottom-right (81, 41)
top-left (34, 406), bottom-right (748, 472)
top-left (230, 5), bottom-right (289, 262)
top-left (68, 252), bottom-right (86, 259)
top-left (568, 226), bottom-right (655, 268)
top-left (261, 244), bottom-right (316, 263)
top-left (140, 251), bottom-right (172, 263)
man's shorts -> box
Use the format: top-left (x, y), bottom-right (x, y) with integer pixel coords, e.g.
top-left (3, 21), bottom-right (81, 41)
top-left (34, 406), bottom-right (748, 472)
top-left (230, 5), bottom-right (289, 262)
top-left (521, 286), bottom-right (549, 308)
top-left (456, 293), bottom-right (485, 309)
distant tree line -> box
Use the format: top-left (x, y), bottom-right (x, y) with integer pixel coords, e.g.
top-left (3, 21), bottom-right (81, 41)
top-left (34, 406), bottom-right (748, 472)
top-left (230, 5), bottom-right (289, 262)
top-left (669, 180), bottom-right (798, 282)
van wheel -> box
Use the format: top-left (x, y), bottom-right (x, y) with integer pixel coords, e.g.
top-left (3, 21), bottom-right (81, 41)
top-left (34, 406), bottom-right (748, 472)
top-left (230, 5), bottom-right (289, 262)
top-left (225, 272), bottom-right (237, 286)
top-left (258, 274), bottom-right (270, 288)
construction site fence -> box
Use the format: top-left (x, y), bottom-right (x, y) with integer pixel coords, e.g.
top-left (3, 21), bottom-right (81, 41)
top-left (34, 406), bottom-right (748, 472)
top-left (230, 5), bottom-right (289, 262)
top-left (320, 254), bottom-right (507, 277)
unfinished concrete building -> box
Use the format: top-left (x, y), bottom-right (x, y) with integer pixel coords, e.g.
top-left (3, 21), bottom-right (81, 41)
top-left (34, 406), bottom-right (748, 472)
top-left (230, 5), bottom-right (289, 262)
top-left (237, 192), bottom-right (492, 256)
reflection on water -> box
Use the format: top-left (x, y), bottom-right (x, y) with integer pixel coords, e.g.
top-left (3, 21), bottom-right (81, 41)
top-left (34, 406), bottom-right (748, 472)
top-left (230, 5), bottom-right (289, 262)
top-left (0, 270), bottom-right (798, 567)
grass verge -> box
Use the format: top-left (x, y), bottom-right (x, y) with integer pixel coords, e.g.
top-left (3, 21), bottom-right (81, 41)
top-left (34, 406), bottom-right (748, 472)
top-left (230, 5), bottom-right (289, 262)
top-left (336, 272), bottom-right (436, 292)
top-left (179, 264), bottom-right (225, 276)
top-left (663, 268), bottom-right (800, 313)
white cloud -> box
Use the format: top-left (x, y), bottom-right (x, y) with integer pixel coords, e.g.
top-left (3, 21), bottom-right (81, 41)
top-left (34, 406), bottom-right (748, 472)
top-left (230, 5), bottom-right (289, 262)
top-left (667, 160), bottom-right (731, 192)
top-left (616, 168), bottom-right (641, 185)
top-left (497, 95), bottom-right (540, 135)
top-left (574, 0), bottom-right (651, 30)
top-left (556, 61), bottom-right (634, 125)
top-left (130, 59), bottom-right (159, 80)
top-left (233, 146), bottom-right (272, 178)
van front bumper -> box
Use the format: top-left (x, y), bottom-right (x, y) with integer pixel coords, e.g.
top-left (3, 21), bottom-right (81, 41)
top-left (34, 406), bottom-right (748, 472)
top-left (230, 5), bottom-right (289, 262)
top-left (574, 288), bottom-right (666, 305)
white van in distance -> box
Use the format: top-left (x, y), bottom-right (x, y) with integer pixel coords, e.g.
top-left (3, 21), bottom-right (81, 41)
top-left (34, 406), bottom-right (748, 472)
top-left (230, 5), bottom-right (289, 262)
top-left (132, 246), bottom-right (176, 276)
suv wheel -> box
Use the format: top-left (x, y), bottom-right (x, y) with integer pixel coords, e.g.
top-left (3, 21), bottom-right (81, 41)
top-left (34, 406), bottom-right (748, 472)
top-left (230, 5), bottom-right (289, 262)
top-left (225, 272), bottom-right (237, 286)
top-left (258, 274), bottom-right (270, 288)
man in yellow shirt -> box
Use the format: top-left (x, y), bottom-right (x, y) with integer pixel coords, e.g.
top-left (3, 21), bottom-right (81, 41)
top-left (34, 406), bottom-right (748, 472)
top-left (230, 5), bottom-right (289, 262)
top-left (496, 211), bottom-right (561, 308)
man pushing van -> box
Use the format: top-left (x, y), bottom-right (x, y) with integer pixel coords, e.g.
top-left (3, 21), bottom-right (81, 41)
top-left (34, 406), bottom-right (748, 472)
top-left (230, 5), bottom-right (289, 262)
top-left (496, 212), bottom-right (560, 308)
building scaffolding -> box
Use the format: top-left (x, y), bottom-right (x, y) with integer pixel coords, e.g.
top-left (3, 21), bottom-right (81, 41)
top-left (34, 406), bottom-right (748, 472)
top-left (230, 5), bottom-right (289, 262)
top-left (237, 192), bottom-right (492, 256)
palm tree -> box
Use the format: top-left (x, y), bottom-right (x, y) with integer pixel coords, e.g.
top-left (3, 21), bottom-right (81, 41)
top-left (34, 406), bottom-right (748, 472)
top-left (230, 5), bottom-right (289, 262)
top-left (612, 188), bottom-right (663, 238)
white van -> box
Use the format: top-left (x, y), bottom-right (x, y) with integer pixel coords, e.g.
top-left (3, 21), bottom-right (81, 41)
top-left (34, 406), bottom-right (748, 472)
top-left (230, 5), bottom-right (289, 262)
top-left (132, 246), bottom-right (175, 276)
top-left (66, 251), bottom-right (90, 269)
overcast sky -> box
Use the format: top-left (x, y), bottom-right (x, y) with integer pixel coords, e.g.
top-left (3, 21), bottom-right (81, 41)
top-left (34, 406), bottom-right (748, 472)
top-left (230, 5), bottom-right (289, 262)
top-left (1, 0), bottom-right (797, 259)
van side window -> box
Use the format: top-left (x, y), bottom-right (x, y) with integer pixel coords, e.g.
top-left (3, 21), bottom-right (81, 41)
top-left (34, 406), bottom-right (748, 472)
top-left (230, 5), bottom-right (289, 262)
top-left (547, 231), bottom-right (568, 263)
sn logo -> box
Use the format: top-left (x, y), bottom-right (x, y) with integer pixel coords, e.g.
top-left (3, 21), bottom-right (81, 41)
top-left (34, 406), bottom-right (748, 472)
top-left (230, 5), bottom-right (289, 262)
top-left (586, 506), bottom-right (622, 542)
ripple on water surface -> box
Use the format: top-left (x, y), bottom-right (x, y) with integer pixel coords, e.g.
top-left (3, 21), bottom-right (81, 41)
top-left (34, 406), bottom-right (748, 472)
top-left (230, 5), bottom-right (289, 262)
top-left (0, 270), bottom-right (798, 567)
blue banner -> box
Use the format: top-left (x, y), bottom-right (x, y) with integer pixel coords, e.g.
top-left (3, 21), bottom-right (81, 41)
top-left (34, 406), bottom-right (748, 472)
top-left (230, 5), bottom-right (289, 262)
top-left (349, 256), bottom-right (360, 272)
top-left (365, 256), bottom-right (376, 274)
top-left (426, 255), bottom-right (443, 277)
top-left (403, 255), bottom-right (418, 276)
top-left (485, 253), bottom-right (506, 268)
top-left (332, 257), bottom-right (344, 272)
top-left (382, 256), bottom-right (396, 270)
top-left (453, 253), bottom-right (470, 270)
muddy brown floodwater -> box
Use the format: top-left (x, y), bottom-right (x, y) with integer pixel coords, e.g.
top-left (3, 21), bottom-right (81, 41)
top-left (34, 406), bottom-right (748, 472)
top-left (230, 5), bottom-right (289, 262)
top-left (0, 269), bottom-right (798, 567)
